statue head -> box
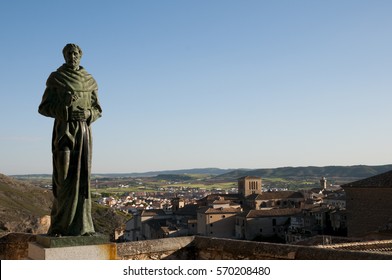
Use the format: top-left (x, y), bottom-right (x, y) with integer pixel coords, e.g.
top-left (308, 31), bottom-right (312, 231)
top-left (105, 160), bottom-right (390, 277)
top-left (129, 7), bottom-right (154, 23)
top-left (63, 43), bottom-right (83, 70)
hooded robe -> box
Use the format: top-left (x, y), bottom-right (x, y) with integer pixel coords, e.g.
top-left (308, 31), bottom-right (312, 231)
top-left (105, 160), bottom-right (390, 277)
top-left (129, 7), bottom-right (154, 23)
top-left (39, 63), bottom-right (102, 236)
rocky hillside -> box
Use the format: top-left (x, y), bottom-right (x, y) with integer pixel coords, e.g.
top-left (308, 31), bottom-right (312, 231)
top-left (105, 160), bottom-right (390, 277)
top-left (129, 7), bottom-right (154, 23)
top-left (0, 173), bottom-right (130, 238)
top-left (0, 173), bottom-right (53, 236)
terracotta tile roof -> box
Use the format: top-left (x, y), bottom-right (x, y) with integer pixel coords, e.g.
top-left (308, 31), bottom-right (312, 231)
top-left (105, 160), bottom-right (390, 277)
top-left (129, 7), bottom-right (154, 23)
top-left (254, 191), bottom-right (304, 200)
top-left (141, 209), bottom-right (167, 216)
top-left (320, 240), bottom-right (392, 254)
top-left (292, 235), bottom-right (361, 246)
top-left (213, 200), bottom-right (231, 204)
top-left (201, 194), bottom-right (242, 201)
top-left (342, 170), bottom-right (392, 188)
top-left (245, 208), bottom-right (302, 218)
top-left (301, 204), bottom-right (329, 212)
top-left (197, 206), bottom-right (242, 214)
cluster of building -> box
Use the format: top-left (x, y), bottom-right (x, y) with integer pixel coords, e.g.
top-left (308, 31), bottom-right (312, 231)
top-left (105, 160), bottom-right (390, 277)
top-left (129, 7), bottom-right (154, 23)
top-left (97, 186), bottom-right (237, 214)
top-left (113, 176), bottom-right (348, 243)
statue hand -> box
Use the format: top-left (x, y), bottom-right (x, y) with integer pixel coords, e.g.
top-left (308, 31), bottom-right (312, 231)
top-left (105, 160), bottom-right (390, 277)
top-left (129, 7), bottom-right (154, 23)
top-left (70, 107), bottom-right (91, 121)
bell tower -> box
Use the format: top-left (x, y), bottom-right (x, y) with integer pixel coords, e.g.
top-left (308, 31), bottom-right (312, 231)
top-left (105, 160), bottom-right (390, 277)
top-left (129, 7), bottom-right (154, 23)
top-left (238, 176), bottom-right (262, 197)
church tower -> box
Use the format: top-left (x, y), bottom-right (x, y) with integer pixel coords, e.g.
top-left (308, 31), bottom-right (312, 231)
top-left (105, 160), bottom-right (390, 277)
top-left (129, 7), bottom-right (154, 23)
top-left (238, 176), bottom-right (262, 197)
top-left (171, 197), bottom-right (185, 212)
top-left (320, 177), bottom-right (327, 190)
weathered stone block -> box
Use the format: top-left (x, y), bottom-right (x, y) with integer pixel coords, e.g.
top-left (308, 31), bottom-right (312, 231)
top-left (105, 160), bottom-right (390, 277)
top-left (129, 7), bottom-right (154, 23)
top-left (28, 242), bottom-right (117, 260)
top-left (36, 234), bottom-right (110, 248)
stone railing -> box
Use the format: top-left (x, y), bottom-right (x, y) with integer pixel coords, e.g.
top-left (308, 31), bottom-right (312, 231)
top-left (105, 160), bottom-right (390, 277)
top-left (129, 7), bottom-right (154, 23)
top-left (2, 233), bottom-right (392, 260)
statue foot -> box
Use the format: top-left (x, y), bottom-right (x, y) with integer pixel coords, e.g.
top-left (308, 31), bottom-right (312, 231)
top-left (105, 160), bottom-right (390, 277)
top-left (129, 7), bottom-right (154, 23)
top-left (48, 233), bottom-right (62, 237)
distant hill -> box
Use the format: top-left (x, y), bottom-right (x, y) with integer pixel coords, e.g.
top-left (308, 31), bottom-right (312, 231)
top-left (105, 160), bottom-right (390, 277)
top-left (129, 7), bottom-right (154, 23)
top-left (154, 174), bottom-right (194, 181)
top-left (215, 164), bottom-right (392, 182)
top-left (13, 168), bottom-right (236, 180)
top-left (92, 168), bottom-right (236, 178)
top-left (12, 165), bottom-right (392, 183)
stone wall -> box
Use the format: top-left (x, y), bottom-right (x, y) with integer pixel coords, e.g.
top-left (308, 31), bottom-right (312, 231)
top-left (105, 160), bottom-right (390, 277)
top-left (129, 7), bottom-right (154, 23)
top-left (345, 188), bottom-right (392, 237)
top-left (192, 236), bottom-right (392, 260)
top-left (0, 233), bottom-right (36, 260)
top-left (2, 234), bottom-right (392, 260)
top-left (116, 236), bottom-right (195, 260)
top-left (116, 236), bottom-right (392, 260)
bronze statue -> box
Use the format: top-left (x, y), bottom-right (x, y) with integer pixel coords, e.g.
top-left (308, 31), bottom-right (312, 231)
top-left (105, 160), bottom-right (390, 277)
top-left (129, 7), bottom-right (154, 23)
top-left (39, 44), bottom-right (102, 236)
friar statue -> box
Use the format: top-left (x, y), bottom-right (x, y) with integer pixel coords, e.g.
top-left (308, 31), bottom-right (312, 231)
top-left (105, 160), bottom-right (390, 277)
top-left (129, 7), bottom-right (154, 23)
top-left (39, 44), bottom-right (102, 236)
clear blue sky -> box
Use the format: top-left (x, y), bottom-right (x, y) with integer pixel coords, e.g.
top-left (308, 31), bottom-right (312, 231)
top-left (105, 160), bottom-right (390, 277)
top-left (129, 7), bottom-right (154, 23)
top-left (1, 0), bottom-right (391, 175)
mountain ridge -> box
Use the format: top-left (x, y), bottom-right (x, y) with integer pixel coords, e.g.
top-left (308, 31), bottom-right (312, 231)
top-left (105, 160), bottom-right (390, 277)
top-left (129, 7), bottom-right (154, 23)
top-left (11, 164), bottom-right (392, 182)
top-left (12, 168), bottom-right (236, 179)
top-left (214, 164), bottom-right (392, 182)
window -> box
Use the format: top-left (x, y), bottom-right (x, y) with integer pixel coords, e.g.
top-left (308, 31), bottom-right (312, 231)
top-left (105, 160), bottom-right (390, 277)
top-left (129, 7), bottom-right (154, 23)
top-left (272, 219), bottom-right (276, 226)
top-left (260, 228), bottom-right (263, 232)
top-left (222, 215), bottom-right (226, 218)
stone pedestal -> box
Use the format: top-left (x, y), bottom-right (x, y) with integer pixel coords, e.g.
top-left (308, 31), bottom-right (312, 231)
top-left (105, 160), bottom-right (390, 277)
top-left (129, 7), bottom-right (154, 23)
top-left (28, 234), bottom-right (117, 260)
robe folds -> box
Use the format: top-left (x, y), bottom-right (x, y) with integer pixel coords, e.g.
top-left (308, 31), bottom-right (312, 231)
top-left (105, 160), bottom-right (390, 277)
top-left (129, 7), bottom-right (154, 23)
top-left (39, 64), bottom-right (102, 236)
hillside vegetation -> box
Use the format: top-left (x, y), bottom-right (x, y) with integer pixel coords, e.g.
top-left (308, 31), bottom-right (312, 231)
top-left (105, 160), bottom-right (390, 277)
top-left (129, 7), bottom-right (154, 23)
top-left (0, 173), bottom-right (130, 238)
top-left (0, 173), bottom-right (52, 235)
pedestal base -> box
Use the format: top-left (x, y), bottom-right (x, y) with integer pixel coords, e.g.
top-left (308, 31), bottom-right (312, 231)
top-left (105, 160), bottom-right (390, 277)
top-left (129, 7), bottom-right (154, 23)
top-left (28, 234), bottom-right (117, 260)
top-left (28, 242), bottom-right (117, 260)
top-left (36, 234), bottom-right (110, 248)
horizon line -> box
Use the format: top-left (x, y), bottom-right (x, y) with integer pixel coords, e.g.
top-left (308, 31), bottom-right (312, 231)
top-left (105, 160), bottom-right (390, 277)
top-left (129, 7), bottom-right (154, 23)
top-left (7, 163), bottom-right (392, 176)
